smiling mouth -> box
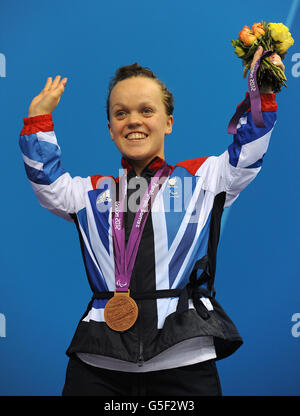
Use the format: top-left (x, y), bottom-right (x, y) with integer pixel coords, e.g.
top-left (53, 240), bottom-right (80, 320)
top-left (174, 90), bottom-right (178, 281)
top-left (125, 132), bottom-right (149, 140)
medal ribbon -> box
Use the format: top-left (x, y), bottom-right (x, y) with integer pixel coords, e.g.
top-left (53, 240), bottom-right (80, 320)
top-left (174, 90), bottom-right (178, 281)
top-left (112, 162), bottom-right (171, 292)
top-left (228, 49), bottom-right (273, 135)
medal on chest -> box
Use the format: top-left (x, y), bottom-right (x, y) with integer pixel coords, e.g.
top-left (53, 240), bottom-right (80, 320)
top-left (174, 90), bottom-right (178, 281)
top-left (104, 162), bottom-right (171, 332)
top-left (104, 290), bottom-right (139, 332)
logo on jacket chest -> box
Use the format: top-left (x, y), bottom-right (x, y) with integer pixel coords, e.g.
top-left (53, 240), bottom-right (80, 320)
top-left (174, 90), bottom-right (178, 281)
top-left (96, 189), bottom-right (112, 205)
top-left (95, 184), bottom-right (113, 214)
top-left (167, 177), bottom-right (179, 198)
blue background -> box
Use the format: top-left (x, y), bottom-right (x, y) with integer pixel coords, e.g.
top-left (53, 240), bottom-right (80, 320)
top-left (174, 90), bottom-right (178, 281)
top-left (0, 0), bottom-right (299, 396)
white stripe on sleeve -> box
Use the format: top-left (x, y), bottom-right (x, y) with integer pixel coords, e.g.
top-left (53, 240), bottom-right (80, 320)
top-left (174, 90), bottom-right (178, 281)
top-left (22, 153), bottom-right (43, 171)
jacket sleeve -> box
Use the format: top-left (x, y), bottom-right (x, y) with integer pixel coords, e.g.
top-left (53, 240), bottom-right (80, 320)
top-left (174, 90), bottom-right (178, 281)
top-left (201, 92), bottom-right (277, 207)
top-left (19, 113), bottom-right (92, 222)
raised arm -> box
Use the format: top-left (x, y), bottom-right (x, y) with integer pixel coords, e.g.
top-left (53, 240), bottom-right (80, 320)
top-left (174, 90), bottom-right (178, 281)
top-left (199, 47), bottom-right (285, 206)
top-left (218, 90), bottom-right (277, 207)
top-left (19, 76), bottom-right (92, 221)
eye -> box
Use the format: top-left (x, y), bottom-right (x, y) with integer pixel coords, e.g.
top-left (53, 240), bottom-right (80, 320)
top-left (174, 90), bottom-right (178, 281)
top-left (115, 110), bottom-right (126, 118)
top-left (143, 108), bottom-right (153, 115)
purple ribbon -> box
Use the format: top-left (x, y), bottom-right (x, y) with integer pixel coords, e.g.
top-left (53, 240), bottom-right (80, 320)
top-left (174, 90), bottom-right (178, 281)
top-left (112, 162), bottom-right (171, 292)
top-left (228, 49), bottom-right (273, 135)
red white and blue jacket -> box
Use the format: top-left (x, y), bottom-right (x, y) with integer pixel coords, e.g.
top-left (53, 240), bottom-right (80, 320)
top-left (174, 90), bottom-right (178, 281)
top-left (19, 92), bottom-right (277, 371)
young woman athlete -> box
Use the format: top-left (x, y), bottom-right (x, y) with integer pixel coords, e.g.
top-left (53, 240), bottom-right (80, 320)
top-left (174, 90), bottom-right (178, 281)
top-left (19, 47), bottom-right (285, 396)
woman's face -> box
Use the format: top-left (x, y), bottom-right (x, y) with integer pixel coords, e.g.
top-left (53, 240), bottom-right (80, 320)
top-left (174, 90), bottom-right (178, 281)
top-left (108, 77), bottom-right (173, 173)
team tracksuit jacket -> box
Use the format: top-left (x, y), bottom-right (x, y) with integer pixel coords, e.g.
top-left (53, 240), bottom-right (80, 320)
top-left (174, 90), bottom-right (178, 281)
top-left (19, 92), bottom-right (277, 369)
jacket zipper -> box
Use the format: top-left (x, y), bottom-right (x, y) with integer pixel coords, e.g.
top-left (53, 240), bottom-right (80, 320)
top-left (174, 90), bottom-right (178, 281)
top-left (137, 300), bottom-right (144, 367)
top-left (138, 342), bottom-right (144, 367)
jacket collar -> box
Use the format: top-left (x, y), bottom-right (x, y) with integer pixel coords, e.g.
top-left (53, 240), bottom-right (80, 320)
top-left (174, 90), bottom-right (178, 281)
top-left (121, 155), bottom-right (170, 177)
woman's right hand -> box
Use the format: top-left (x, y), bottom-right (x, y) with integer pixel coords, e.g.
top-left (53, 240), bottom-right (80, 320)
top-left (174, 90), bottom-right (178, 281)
top-left (28, 75), bottom-right (67, 117)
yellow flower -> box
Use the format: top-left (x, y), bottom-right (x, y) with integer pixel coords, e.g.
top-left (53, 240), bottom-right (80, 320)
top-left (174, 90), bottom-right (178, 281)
top-left (268, 22), bottom-right (291, 42)
top-left (278, 37), bottom-right (295, 53)
top-left (268, 22), bottom-right (294, 54)
top-left (234, 46), bottom-right (245, 57)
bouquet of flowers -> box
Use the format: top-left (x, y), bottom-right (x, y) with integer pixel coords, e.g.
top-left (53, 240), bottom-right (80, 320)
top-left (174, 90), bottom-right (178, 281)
top-left (231, 21), bottom-right (294, 92)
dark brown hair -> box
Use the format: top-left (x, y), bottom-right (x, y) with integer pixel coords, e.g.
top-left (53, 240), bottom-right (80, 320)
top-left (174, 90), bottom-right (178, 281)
top-left (106, 63), bottom-right (174, 121)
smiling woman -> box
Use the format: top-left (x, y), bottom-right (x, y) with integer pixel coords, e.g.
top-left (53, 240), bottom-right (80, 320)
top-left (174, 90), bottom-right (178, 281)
top-left (19, 52), bottom-right (281, 396)
top-left (107, 64), bottom-right (174, 175)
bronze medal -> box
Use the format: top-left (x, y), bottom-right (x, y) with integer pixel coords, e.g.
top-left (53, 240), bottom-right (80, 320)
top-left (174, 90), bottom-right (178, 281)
top-left (104, 290), bottom-right (138, 332)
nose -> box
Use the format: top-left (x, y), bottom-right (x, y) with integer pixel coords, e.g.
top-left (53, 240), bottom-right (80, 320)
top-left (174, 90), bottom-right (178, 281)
top-left (127, 112), bottom-right (142, 128)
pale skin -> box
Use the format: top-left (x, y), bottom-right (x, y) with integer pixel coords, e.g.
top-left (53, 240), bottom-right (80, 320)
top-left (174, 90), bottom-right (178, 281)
top-left (107, 77), bottom-right (173, 175)
top-left (28, 47), bottom-right (285, 174)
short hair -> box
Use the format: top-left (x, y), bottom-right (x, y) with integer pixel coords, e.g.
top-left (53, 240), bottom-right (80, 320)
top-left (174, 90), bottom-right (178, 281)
top-left (106, 63), bottom-right (174, 121)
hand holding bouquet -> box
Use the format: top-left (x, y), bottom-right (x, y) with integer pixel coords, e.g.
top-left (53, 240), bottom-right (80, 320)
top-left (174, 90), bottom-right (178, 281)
top-left (231, 21), bottom-right (294, 92)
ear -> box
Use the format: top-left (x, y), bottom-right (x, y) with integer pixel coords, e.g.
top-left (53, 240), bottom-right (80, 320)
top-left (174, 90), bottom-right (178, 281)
top-left (165, 115), bottom-right (173, 135)
top-left (107, 121), bottom-right (114, 141)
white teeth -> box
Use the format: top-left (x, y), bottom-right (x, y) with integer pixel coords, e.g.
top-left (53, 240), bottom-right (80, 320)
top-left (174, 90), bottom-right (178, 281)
top-left (126, 133), bottom-right (147, 139)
